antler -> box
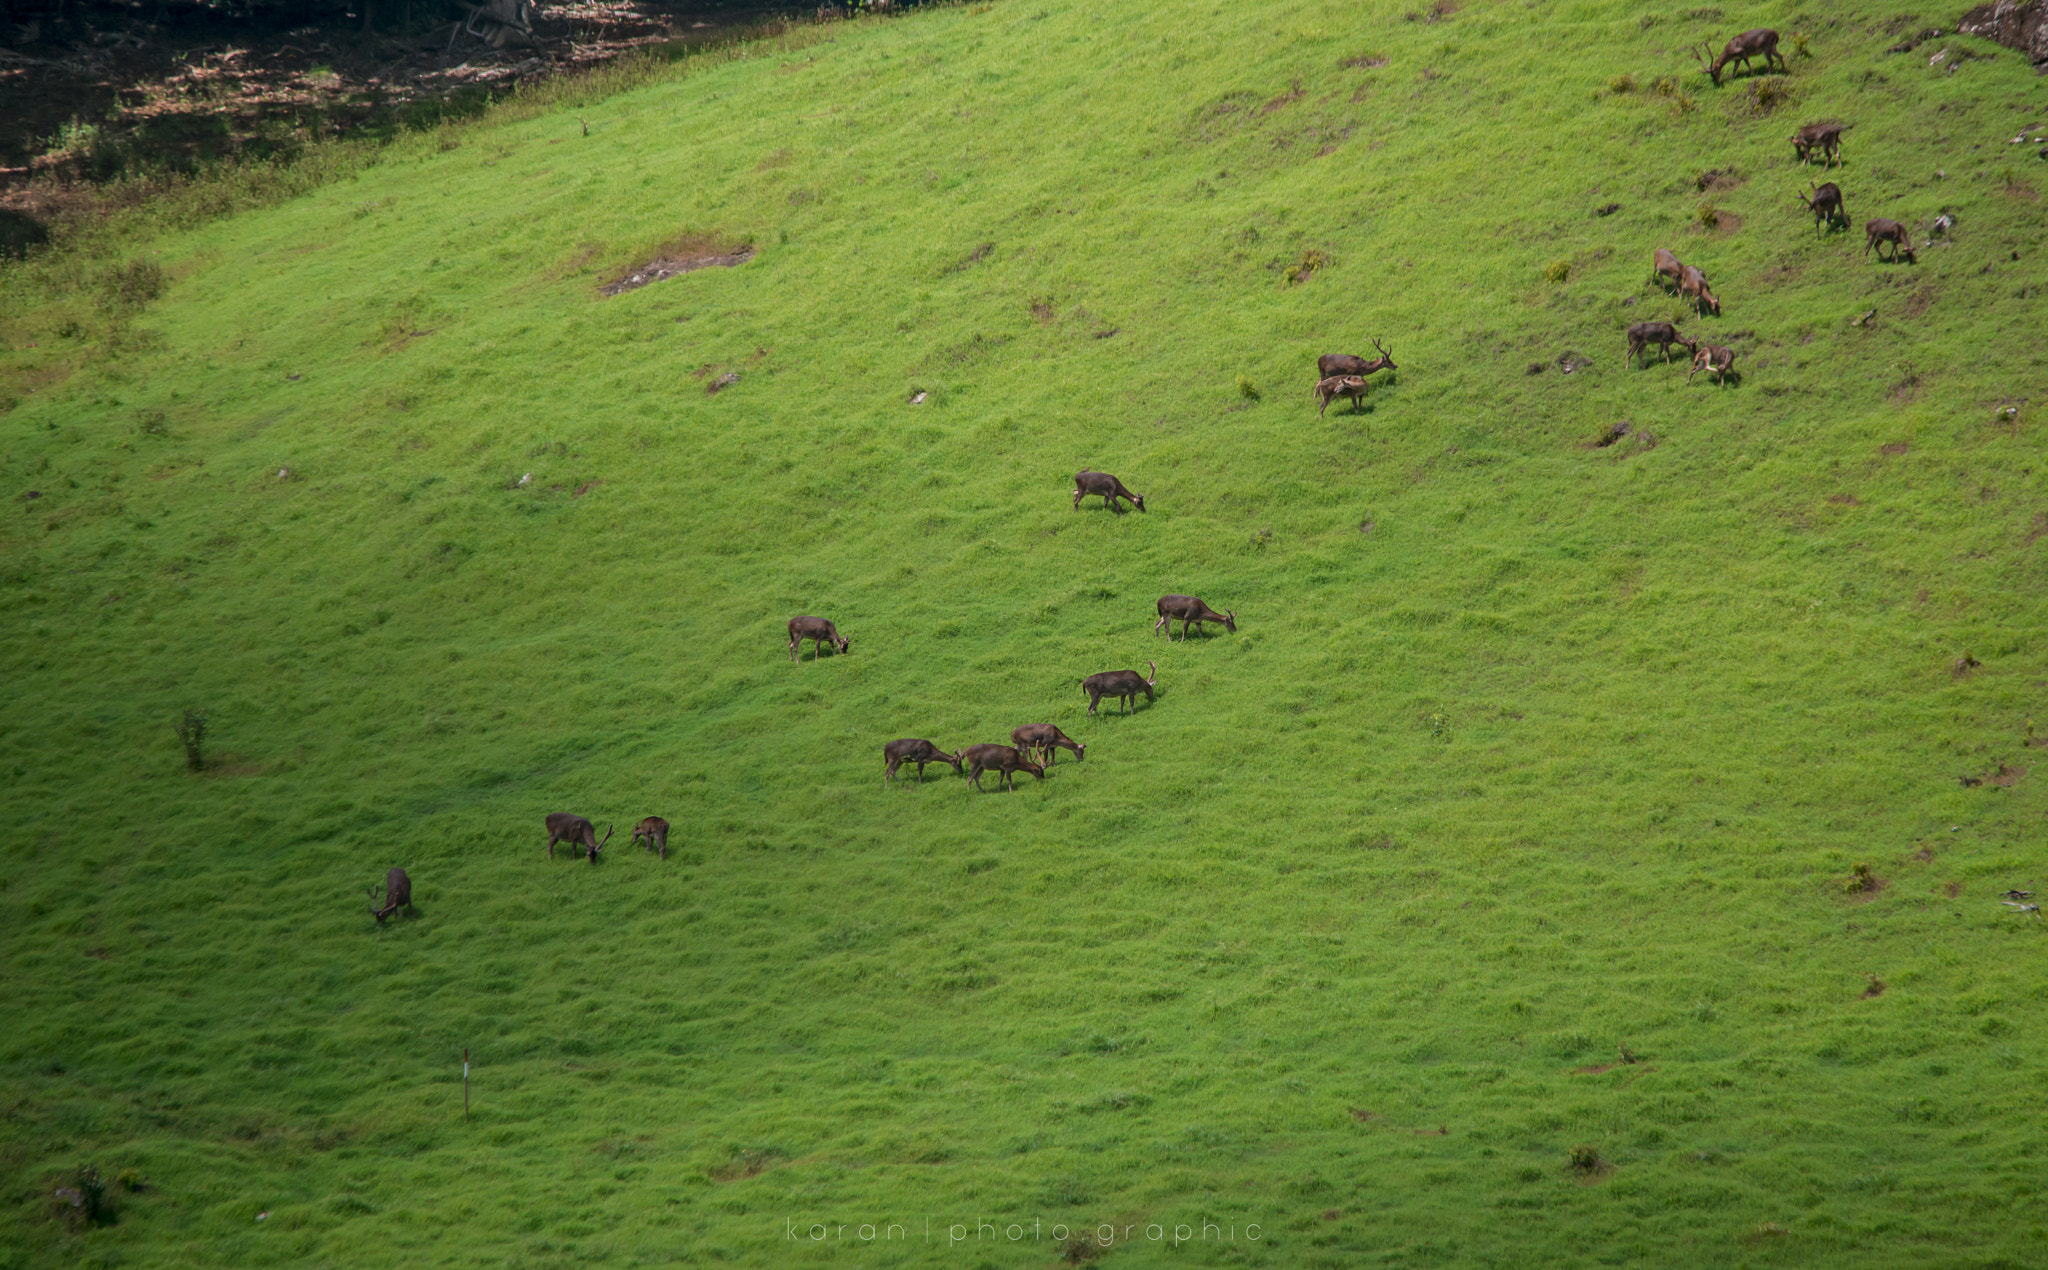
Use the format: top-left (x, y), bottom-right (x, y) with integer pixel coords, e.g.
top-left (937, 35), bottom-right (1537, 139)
top-left (1371, 337), bottom-right (1392, 359)
top-left (1144, 659), bottom-right (1158, 686)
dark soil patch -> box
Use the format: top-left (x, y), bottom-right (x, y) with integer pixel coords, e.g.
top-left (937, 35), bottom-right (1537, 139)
top-left (1029, 298), bottom-right (1056, 324)
top-left (1827, 493), bottom-right (1861, 505)
top-left (1913, 844), bottom-right (1935, 862)
top-left (1979, 763), bottom-right (2027, 787)
top-left (1880, 441), bottom-right (1910, 456)
top-left (1861, 974), bottom-right (1886, 998)
top-left (571, 480), bottom-right (603, 498)
top-left (2025, 512), bottom-right (2048, 545)
top-left (1358, 519), bottom-right (1375, 534)
top-left (1705, 209), bottom-right (1743, 235)
top-left (950, 241), bottom-right (994, 271)
top-left (1900, 286), bottom-right (1938, 317)
top-left (1349, 1107), bottom-right (1380, 1122)
top-left (1952, 653), bottom-right (1981, 677)
top-left (1556, 350), bottom-right (1591, 373)
top-left (1946, 880), bottom-right (1965, 898)
top-left (1342, 53), bottom-right (1391, 68)
top-left (1695, 167), bottom-right (1744, 192)
top-left (1405, 0), bottom-right (1459, 21)
top-left (600, 242), bottom-right (753, 296)
top-left (1261, 81), bottom-right (1306, 112)
top-left (704, 371), bottom-right (740, 395)
top-left (709, 1149), bottom-right (784, 1182)
top-left (1596, 201), bottom-right (1621, 216)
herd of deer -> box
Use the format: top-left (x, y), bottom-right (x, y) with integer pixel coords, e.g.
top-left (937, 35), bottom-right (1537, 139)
top-left (367, 22), bottom-right (1941, 921)
top-left (1620, 28), bottom-right (1916, 390)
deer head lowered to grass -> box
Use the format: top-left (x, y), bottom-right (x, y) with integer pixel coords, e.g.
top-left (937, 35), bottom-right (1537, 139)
top-left (545, 813), bottom-right (612, 863)
top-left (1693, 29), bottom-right (1785, 85)
top-left (1154, 594), bottom-right (1236, 641)
top-left (369, 867), bottom-right (412, 923)
top-left (1083, 660), bottom-right (1158, 715)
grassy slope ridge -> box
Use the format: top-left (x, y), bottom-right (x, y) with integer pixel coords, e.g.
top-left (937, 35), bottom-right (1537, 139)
top-left (2, 0), bottom-right (2046, 1265)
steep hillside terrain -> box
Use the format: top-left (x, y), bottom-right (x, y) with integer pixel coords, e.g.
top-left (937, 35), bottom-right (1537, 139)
top-left (2, 1), bottom-right (2046, 1266)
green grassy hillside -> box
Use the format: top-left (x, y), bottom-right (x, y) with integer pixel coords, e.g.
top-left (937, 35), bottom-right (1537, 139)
top-left (3, 0), bottom-right (2046, 1265)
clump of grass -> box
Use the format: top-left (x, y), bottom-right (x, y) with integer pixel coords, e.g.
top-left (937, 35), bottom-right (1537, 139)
top-left (1236, 374), bottom-right (1259, 400)
top-left (1425, 709), bottom-right (1451, 739)
top-left (1842, 862), bottom-right (1879, 894)
top-left (1695, 202), bottom-right (1720, 229)
top-left (1650, 75), bottom-right (1679, 97)
top-left (176, 707), bottom-right (206, 771)
top-left (1543, 258), bottom-right (1571, 283)
top-left (1283, 247), bottom-right (1329, 286)
top-left (1748, 76), bottom-right (1791, 117)
top-left (135, 409), bottom-right (168, 436)
top-left (1608, 73), bottom-right (1635, 94)
top-left (97, 259), bottom-right (165, 310)
top-left (1566, 1144), bottom-right (1607, 1177)
top-left (1791, 32), bottom-right (1811, 57)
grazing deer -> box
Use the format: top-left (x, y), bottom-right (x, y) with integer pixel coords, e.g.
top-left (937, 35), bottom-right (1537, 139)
top-left (1072, 470), bottom-right (1145, 514)
top-left (1791, 122), bottom-right (1850, 167)
top-left (1687, 344), bottom-right (1736, 386)
top-left (631, 816), bottom-right (669, 860)
top-left (369, 867), bottom-right (412, 923)
top-left (1693, 29), bottom-right (1785, 84)
top-left (959, 743), bottom-right (1045, 792)
top-left (788, 615), bottom-right (850, 661)
top-left (884, 738), bottom-right (963, 783)
top-left (1864, 218), bottom-right (1916, 263)
top-left (1799, 181), bottom-right (1848, 234)
top-left (1083, 660), bottom-right (1158, 715)
top-left (546, 813), bottom-right (612, 863)
top-left (1317, 339), bottom-right (1396, 379)
top-left (1626, 322), bottom-right (1698, 367)
top-left (1154, 594), bottom-right (1236, 641)
top-left (1677, 264), bottom-right (1721, 316)
top-left (1312, 375), bottom-right (1370, 416)
top-left (1011, 723), bottom-right (1085, 766)
top-left (1652, 248), bottom-right (1685, 291)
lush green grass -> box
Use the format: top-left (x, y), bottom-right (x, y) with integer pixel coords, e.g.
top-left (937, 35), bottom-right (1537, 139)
top-left (3, 0), bottom-right (2046, 1265)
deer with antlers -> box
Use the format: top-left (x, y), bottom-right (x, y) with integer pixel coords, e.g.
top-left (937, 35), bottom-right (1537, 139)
top-left (1317, 339), bottom-right (1396, 379)
top-left (959, 743), bottom-right (1046, 792)
top-left (1154, 594), bottom-right (1237, 641)
top-left (369, 867), bottom-right (412, 923)
top-left (546, 813), bottom-right (612, 863)
top-left (1010, 724), bottom-right (1085, 767)
top-left (1799, 181), bottom-right (1848, 234)
top-left (1693, 29), bottom-right (1785, 85)
top-left (1083, 660), bottom-right (1158, 715)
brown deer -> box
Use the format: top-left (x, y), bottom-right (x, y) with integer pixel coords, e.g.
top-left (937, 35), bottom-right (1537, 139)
top-left (1677, 264), bottom-right (1721, 316)
top-left (1072, 470), bottom-right (1146, 514)
top-left (1083, 660), bottom-right (1158, 715)
top-left (369, 867), bottom-right (412, 923)
top-left (1652, 248), bottom-right (1685, 292)
top-left (1312, 375), bottom-right (1370, 416)
top-left (1687, 344), bottom-right (1736, 386)
top-left (1864, 218), bottom-right (1916, 264)
top-left (884, 738), bottom-right (963, 783)
top-left (545, 813), bottom-right (612, 863)
top-left (1154, 594), bottom-right (1236, 640)
top-left (631, 816), bottom-right (669, 859)
top-left (787, 615), bottom-right (850, 661)
top-left (1799, 181), bottom-right (1847, 234)
top-left (1626, 322), bottom-right (1698, 367)
top-left (1693, 29), bottom-right (1785, 84)
top-left (959, 743), bottom-right (1046, 792)
top-left (1011, 724), bottom-right (1085, 766)
top-left (1317, 338), bottom-right (1395, 379)
top-left (1791, 122), bottom-right (1850, 167)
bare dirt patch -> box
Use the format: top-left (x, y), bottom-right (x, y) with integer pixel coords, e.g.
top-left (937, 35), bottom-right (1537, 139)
top-left (1946, 879), bottom-right (1966, 898)
top-left (1880, 441), bottom-right (1910, 456)
top-left (1827, 493), bottom-right (1861, 505)
top-left (1342, 53), bottom-right (1391, 68)
top-left (1861, 974), bottom-right (1886, 998)
top-left (1973, 763), bottom-right (2027, 787)
top-left (2025, 512), bottom-right (2048, 545)
top-left (1349, 1107), bottom-right (1380, 1123)
top-left (708, 1149), bottom-right (784, 1182)
top-left (1952, 653), bottom-right (1981, 678)
top-left (600, 238), bottom-right (753, 296)
top-left (1262, 80), bottom-right (1306, 112)
top-left (1029, 297), bottom-right (1056, 325)
top-left (1900, 286), bottom-right (1937, 317)
top-left (1695, 167), bottom-right (1744, 192)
